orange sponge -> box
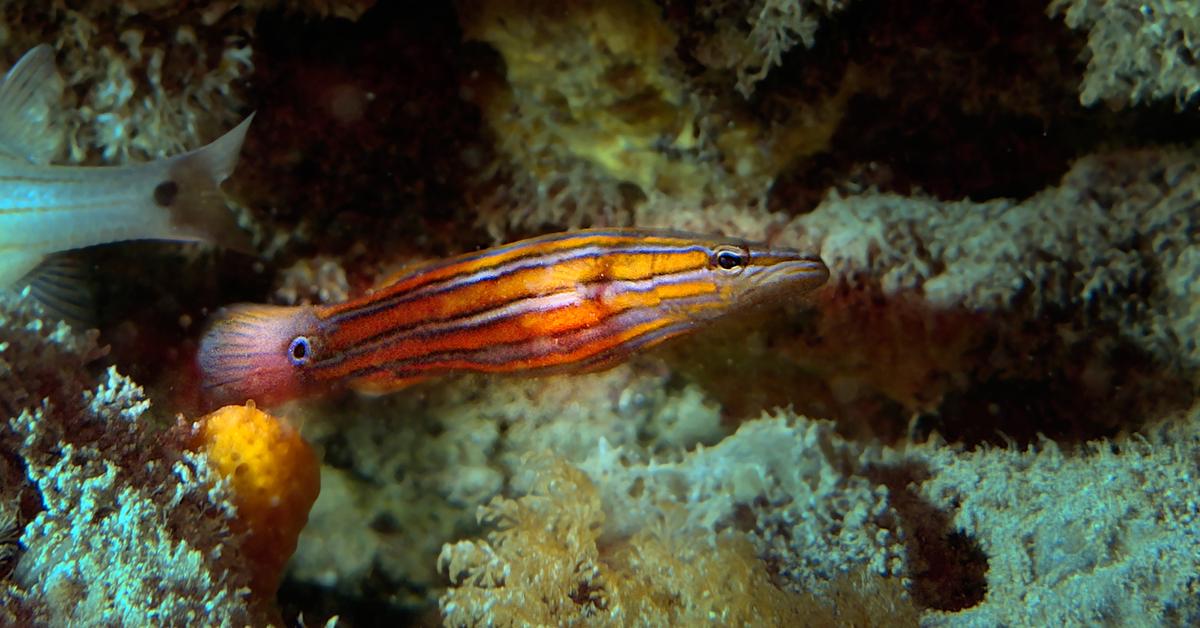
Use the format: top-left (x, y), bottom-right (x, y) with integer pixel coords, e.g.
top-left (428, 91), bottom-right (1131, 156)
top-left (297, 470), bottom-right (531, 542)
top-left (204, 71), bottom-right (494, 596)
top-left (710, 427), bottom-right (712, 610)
top-left (186, 401), bottom-right (320, 595)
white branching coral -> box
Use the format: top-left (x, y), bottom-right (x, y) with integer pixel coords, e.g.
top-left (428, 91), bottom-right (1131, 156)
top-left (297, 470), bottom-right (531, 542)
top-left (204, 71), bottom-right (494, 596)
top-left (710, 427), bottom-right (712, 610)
top-left (13, 441), bottom-right (247, 626)
top-left (0, 292), bottom-right (264, 624)
top-left (1049, 0), bottom-right (1200, 108)
top-left (696, 0), bottom-right (848, 97)
top-left (83, 367), bottom-right (150, 423)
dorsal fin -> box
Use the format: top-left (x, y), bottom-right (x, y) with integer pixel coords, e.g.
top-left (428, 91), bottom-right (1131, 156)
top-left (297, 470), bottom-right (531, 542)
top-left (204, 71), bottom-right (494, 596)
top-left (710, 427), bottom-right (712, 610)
top-left (373, 257), bottom-right (438, 291)
top-left (0, 44), bottom-right (64, 164)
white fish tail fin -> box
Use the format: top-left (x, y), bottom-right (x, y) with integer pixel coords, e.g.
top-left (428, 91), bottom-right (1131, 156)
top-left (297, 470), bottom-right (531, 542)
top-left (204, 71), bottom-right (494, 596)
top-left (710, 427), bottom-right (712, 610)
top-left (157, 113), bottom-right (256, 253)
top-left (0, 44), bottom-right (64, 164)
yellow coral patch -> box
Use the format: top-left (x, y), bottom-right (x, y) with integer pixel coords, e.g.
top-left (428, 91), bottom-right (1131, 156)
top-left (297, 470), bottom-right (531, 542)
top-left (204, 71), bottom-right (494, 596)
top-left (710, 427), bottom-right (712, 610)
top-left (188, 402), bottom-right (320, 595)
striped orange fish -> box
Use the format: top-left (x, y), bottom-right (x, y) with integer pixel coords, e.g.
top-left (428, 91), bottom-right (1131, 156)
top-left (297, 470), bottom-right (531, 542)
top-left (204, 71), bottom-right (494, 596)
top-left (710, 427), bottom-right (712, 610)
top-left (198, 229), bottom-right (828, 407)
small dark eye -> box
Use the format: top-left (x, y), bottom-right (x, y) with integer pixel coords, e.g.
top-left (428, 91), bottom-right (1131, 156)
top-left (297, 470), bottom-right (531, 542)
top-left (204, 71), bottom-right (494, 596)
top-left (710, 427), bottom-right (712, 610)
top-left (288, 336), bottom-right (312, 366)
top-left (715, 249), bottom-right (745, 270)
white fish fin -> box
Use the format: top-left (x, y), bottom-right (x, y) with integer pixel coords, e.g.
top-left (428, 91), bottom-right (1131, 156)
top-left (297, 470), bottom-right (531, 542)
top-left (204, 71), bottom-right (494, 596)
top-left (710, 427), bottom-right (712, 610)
top-left (0, 45), bottom-right (64, 164)
top-left (154, 113), bottom-right (256, 253)
top-left (20, 253), bottom-right (96, 330)
top-left (0, 251), bottom-right (43, 288)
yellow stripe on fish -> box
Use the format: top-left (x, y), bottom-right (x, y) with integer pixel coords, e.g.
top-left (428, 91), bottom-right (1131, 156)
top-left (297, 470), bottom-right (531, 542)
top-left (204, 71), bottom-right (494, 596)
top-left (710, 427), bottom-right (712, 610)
top-left (198, 229), bottom-right (829, 407)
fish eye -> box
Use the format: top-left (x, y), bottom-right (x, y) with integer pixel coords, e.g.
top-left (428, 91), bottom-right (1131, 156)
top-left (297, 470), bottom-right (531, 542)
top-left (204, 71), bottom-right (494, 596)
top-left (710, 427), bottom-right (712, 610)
top-left (288, 336), bottom-right (312, 366)
top-left (713, 247), bottom-right (747, 271)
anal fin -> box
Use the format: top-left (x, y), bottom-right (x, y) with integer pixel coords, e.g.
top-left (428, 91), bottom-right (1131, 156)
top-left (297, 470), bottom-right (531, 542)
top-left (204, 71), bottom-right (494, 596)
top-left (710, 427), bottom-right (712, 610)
top-left (0, 250), bottom-right (43, 288)
top-left (349, 372), bottom-right (427, 396)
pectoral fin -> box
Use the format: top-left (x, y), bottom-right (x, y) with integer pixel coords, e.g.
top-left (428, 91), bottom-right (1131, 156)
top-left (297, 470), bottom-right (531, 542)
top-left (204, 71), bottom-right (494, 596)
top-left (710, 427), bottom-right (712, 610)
top-left (0, 251), bottom-right (43, 288)
top-left (0, 250), bottom-right (96, 330)
top-left (18, 253), bottom-right (96, 330)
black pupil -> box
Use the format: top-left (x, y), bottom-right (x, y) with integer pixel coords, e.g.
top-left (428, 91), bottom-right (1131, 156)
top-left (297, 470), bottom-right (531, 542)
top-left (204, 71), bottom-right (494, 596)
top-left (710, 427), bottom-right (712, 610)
top-left (292, 339), bottom-right (308, 360)
top-left (716, 250), bottom-right (743, 269)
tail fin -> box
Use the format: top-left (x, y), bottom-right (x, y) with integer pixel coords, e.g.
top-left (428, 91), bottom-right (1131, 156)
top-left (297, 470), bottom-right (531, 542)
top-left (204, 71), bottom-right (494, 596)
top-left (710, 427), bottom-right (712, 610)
top-left (158, 114), bottom-right (256, 253)
top-left (198, 303), bottom-right (320, 407)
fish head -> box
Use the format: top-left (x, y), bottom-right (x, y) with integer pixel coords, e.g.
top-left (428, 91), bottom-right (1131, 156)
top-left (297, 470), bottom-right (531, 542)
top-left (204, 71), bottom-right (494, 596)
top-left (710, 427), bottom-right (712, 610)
top-left (699, 238), bottom-right (829, 308)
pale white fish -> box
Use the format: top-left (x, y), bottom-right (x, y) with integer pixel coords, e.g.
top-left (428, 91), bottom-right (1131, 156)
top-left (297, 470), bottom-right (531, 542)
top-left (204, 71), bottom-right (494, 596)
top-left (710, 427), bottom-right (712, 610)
top-left (0, 44), bottom-right (254, 292)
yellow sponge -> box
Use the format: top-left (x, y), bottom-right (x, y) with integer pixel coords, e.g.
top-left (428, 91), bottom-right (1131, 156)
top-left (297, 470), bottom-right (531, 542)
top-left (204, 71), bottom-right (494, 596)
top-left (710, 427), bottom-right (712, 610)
top-left (187, 402), bottom-right (320, 595)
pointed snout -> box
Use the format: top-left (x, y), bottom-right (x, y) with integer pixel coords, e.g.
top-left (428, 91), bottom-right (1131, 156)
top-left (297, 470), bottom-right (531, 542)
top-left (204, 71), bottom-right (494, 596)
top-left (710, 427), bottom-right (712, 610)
top-left (745, 249), bottom-right (830, 296)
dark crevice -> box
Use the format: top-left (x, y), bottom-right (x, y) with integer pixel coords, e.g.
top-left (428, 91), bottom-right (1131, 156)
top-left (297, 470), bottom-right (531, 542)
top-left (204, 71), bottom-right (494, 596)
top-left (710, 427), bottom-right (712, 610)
top-left (750, 0), bottom-right (1200, 208)
top-left (864, 462), bottom-right (988, 612)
